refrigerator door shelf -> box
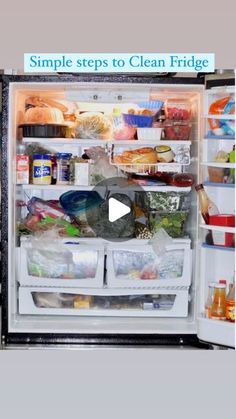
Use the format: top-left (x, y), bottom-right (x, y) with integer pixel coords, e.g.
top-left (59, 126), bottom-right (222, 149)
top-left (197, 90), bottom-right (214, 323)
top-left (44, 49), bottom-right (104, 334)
top-left (18, 286), bottom-right (189, 318)
top-left (107, 243), bottom-right (192, 288)
top-left (197, 317), bottom-right (235, 348)
top-left (18, 241), bottom-right (105, 288)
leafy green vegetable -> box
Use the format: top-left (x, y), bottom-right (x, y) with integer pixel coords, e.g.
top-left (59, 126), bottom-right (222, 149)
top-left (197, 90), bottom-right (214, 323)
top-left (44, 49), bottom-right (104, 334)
top-left (149, 211), bottom-right (188, 238)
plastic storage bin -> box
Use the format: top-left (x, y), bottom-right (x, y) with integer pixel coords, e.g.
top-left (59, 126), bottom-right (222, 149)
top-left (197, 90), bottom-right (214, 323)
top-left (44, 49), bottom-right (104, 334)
top-left (18, 286), bottom-right (190, 317)
top-left (19, 237), bottom-right (105, 287)
top-left (164, 121), bottom-right (191, 140)
top-left (137, 127), bottom-right (162, 141)
top-left (106, 242), bottom-right (192, 288)
top-left (165, 100), bottom-right (191, 121)
top-left (122, 113), bottom-right (154, 128)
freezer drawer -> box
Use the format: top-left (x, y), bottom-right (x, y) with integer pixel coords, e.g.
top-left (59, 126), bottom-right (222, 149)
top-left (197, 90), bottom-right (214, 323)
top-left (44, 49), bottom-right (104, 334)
top-left (18, 287), bottom-right (189, 317)
top-left (18, 238), bottom-right (105, 288)
top-left (106, 243), bottom-right (192, 288)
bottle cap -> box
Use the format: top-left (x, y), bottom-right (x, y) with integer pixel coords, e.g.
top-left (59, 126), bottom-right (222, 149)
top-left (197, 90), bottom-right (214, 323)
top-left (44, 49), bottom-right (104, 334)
top-left (195, 183), bottom-right (204, 191)
top-left (214, 284), bottom-right (226, 288)
top-left (219, 279), bottom-right (227, 285)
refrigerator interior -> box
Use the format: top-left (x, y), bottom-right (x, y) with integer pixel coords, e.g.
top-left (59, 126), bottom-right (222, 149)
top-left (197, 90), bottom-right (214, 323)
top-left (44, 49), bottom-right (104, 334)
top-left (5, 80), bottom-right (204, 336)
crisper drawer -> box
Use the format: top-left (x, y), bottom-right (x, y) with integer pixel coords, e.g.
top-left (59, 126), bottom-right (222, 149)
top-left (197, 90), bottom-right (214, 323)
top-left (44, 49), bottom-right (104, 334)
top-left (18, 287), bottom-right (189, 317)
top-left (106, 243), bottom-right (192, 288)
top-left (18, 238), bottom-right (104, 288)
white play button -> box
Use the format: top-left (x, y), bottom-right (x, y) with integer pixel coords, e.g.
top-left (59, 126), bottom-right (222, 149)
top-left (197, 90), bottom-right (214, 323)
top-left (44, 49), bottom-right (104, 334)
top-left (108, 197), bottom-right (131, 223)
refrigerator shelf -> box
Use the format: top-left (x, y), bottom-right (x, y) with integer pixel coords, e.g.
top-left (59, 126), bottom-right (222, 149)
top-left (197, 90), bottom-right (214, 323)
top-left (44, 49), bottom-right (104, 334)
top-left (204, 114), bottom-right (235, 120)
top-left (201, 162), bottom-right (235, 168)
top-left (22, 137), bottom-right (192, 147)
top-left (204, 134), bottom-right (235, 140)
top-left (20, 184), bottom-right (192, 193)
top-left (197, 316), bottom-right (235, 348)
top-left (200, 224), bottom-right (235, 233)
top-left (201, 243), bottom-right (235, 252)
top-left (203, 181), bottom-right (235, 189)
top-left (18, 286), bottom-right (189, 318)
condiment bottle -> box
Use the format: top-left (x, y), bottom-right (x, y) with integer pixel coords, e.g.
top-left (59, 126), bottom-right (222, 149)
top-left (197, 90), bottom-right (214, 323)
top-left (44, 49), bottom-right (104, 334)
top-left (205, 282), bottom-right (216, 318)
top-left (211, 284), bottom-right (226, 320)
top-left (195, 183), bottom-right (219, 224)
top-left (226, 282), bottom-right (235, 322)
top-left (16, 144), bottom-right (29, 185)
top-left (51, 154), bottom-right (57, 185)
top-left (56, 153), bottom-right (72, 185)
top-left (219, 279), bottom-right (227, 286)
top-left (33, 154), bottom-right (52, 185)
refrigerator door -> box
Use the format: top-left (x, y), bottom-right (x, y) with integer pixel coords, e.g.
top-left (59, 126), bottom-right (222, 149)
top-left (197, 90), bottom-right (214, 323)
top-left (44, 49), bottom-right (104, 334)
top-left (196, 80), bottom-right (235, 349)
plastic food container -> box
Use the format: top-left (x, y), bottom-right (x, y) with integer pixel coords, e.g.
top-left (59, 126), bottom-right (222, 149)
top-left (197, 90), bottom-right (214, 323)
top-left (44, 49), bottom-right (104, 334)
top-left (165, 100), bottom-right (191, 120)
top-left (208, 167), bottom-right (226, 183)
top-left (19, 124), bottom-right (68, 138)
top-left (122, 113), bottom-right (154, 128)
top-left (209, 214), bottom-right (235, 247)
top-left (148, 211), bottom-right (189, 238)
top-left (164, 121), bottom-right (191, 140)
top-left (137, 127), bottom-right (163, 141)
top-left (33, 154), bottom-right (52, 185)
top-left (137, 100), bottom-right (164, 114)
top-left (135, 191), bottom-right (191, 212)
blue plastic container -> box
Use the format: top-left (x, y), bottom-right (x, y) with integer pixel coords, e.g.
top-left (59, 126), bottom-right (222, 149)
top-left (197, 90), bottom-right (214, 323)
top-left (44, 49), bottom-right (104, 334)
top-left (60, 191), bottom-right (104, 216)
top-left (137, 100), bottom-right (164, 112)
top-left (122, 113), bottom-right (154, 127)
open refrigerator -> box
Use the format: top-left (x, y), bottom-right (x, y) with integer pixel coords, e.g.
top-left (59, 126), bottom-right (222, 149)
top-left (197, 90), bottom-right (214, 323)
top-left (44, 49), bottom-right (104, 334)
top-left (0, 73), bottom-right (235, 349)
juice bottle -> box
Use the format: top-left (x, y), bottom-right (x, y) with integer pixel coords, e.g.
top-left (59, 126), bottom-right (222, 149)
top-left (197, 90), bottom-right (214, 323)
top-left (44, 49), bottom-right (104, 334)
top-left (205, 282), bottom-right (216, 318)
top-left (226, 282), bottom-right (235, 322)
top-left (195, 184), bottom-right (219, 224)
top-left (211, 284), bottom-right (226, 320)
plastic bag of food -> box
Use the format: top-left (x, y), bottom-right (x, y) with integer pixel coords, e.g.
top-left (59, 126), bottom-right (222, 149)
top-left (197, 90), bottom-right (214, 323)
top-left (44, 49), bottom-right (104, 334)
top-left (26, 230), bottom-right (75, 278)
top-left (75, 112), bottom-right (113, 139)
top-left (32, 292), bottom-right (76, 308)
top-left (148, 227), bottom-right (173, 258)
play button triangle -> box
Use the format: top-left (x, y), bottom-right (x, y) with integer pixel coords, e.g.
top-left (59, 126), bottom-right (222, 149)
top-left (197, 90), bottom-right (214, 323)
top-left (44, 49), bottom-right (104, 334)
top-left (108, 197), bottom-right (131, 223)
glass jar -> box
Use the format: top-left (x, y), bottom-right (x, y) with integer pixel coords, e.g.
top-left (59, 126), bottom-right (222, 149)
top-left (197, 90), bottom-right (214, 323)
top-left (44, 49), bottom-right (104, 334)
top-left (56, 153), bottom-right (72, 185)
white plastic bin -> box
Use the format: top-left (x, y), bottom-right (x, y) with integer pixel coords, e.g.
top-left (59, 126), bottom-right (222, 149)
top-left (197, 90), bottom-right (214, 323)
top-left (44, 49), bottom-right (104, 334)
top-left (19, 237), bottom-right (105, 288)
top-left (106, 242), bottom-right (192, 288)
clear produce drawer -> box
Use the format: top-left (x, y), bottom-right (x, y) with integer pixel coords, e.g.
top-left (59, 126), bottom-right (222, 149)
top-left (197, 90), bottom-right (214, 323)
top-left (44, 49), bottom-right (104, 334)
top-left (106, 242), bottom-right (192, 288)
top-left (18, 287), bottom-right (189, 317)
top-left (18, 237), bottom-right (105, 288)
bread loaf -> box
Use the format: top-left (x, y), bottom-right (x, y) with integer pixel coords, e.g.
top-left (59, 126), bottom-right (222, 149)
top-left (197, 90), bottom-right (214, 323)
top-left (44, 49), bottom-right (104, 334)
top-left (113, 147), bottom-right (157, 165)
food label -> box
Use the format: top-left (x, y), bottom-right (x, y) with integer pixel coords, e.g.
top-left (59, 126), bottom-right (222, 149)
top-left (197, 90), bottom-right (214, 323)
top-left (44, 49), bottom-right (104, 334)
top-left (34, 165), bottom-right (51, 178)
top-left (33, 160), bottom-right (52, 184)
top-left (16, 155), bottom-right (29, 184)
top-left (57, 163), bottom-right (70, 184)
top-left (74, 163), bottom-right (90, 186)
